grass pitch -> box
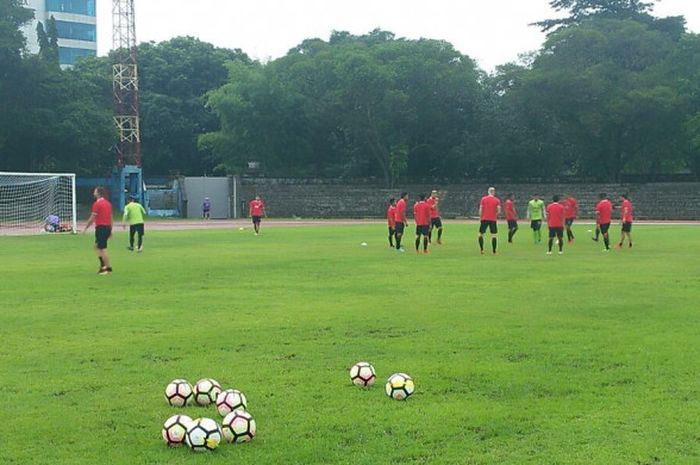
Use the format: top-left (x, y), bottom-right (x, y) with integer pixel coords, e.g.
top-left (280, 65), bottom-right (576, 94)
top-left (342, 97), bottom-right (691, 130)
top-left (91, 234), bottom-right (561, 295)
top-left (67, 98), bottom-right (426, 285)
top-left (0, 224), bottom-right (699, 465)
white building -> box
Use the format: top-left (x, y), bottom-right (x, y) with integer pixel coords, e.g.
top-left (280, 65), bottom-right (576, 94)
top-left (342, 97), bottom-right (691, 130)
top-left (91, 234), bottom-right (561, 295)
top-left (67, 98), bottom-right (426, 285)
top-left (20, 0), bottom-right (97, 67)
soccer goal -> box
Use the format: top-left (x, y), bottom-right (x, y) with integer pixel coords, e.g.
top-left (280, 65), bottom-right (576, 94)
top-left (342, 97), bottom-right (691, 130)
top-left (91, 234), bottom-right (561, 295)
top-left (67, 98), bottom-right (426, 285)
top-left (0, 172), bottom-right (77, 235)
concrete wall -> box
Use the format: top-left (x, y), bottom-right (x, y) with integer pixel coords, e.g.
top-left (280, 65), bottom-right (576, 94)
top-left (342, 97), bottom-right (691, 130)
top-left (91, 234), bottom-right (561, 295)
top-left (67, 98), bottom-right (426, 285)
top-left (237, 179), bottom-right (700, 220)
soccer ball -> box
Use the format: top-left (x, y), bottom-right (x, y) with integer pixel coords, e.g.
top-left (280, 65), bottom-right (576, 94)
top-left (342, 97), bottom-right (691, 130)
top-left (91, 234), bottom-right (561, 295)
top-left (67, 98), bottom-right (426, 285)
top-left (185, 417), bottom-right (222, 452)
top-left (222, 411), bottom-right (257, 443)
top-left (360, 242), bottom-right (368, 247)
top-left (385, 373), bottom-right (415, 400)
top-left (165, 379), bottom-right (193, 407)
top-left (193, 378), bottom-right (221, 406)
top-left (162, 414), bottom-right (193, 447)
top-left (216, 389), bottom-right (248, 416)
top-left (349, 362), bottom-right (376, 387)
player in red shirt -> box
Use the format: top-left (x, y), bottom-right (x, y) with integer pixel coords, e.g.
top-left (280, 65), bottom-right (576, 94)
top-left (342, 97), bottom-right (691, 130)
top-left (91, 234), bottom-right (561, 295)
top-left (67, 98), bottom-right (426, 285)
top-left (594, 193), bottom-right (613, 251)
top-left (563, 194), bottom-right (578, 243)
top-left (617, 193), bottom-right (634, 249)
top-left (504, 193), bottom-right (518, 243)
top-left (386, 198), bottom-right (396, 248)
top-left (546, 195), bottom-right (566, 255)
top-left (413, 194), bottom-right (432, 254)
top-left (82, 186), bottom-right (113, 275)
top-left (393, 192), bottom-right (408, 252)
top-left (478, 187), bottom-right (501, 255)
top-left (249, 195), bottom-right (266, 235)
top-left (426, 190), bottom-right (443, 245)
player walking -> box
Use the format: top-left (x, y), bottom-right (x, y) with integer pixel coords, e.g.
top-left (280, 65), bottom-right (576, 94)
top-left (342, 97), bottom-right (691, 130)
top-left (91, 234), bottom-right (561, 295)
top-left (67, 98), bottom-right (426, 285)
top-left (387, 198), bottom-right (397, 248)
top-left (527, 193), bottom-right (546, 244)
top-left (546, 195), bottom-right (566, 255)
top-left (504, 193), bottom-right (518, 243)
top-left (123, 195), bottom-right (146, 252)
top-left (563, 194), bottom-right (578, 243)
top-left (478, 187), bottom-right (501, 255)
top-left (617, 193), bottom-right (634, 249)
top-left (249, 195), bottom-right (266, 235)
top-left (413, 194), bottom-right (432, 254)
top-left (426, 190), bottom-right (443, 244)
top-left (594, 193), bottom-right (613, 251)
top-left (83, 186), bottom-right (113, 275)
top-left (394, 192), bottom-right (408, 252)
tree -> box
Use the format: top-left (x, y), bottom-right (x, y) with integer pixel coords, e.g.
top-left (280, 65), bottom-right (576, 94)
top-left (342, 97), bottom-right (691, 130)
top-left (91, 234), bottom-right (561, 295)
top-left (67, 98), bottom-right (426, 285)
top-left (535, 0), bottom-right (656, 32)
top-left (36, 16), bottom-right (59, 64)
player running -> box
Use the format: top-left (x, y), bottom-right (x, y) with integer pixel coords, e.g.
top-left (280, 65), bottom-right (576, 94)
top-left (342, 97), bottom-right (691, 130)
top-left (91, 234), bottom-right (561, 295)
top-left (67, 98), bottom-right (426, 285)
top-left (563, 194), bottom-right (578, 243)
top-left (249, 195), bottom-right (266, 235)
top-left (527, 193), bottom-right (546, 244)
top-left (617, 193), bottom-right (634, 249)
top-left (504, 193), bottom-right (518, 243)
top-left (394, 192), bottom-right (408, 252)
top-left (413, 194), bottom-right (432, 254)
top-left (123, 195), bottom-right (146, 252)
top-left (594, 193), bottom-right (613, 251)
top-left (546, 195), bottom-right (566, 255)
top-left (478, 187), bottom-right (501, 255)
top-left (426, 190), bottom-right (443, 244)
top-left (83, 186), bottom-right (113, 275)
top-left (387, 198), bottom-right (397, 248)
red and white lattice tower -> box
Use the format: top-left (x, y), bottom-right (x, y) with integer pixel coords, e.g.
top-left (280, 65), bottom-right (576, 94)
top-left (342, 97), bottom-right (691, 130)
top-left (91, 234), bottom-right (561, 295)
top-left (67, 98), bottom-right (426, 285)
top-left (112, 0), bottom-right (141, 167)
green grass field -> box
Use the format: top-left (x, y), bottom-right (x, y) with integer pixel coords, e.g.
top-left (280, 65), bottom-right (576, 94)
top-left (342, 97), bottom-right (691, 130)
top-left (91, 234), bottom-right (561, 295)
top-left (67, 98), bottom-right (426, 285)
top-left (1, 224), bottom-right (699, 465)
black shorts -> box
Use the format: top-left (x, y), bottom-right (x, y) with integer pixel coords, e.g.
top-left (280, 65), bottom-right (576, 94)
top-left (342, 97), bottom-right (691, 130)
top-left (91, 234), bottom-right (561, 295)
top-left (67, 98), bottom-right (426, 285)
top-left (129, 223), bottom-right (144, 236)
top-left (95, 225), bottom-right (111, 250)
top-left (416, 225), bottom-right (430, 236)
top-left (549, 227), bottom-right (564, 238)
top-left (479, 220), bottom-right (497, 234)
top-left (530, 220), bottom-right (542, 231)
top-left (622, 222), bottom-right (632, 232)
top-left (565, 218), bottom-right (575, 227)
top-left (252, 216), bottom-right (262, 224)
top-left (507, 220), bottom-right (518, 229)
top-left (599, 223), bottom-right (611, 234)
top-left (431, 217), bottom-right (443, 229)
top-left (395, 223), bottom-right (405, 234)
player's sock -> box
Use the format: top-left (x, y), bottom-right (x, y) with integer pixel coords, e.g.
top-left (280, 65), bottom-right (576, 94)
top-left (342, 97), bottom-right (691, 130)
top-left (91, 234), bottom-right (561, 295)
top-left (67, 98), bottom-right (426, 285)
top-left (99, 257), bottom-right (104, 267)
top-left (415, 237), bottom-right (420, 251)
top-left (491, 237), bottom-right (497, 254)
top-left (478, 236), bottom-right (484, 252)
top-left (559, 238), bottom-right (563, 252)
top-left (603, 234), bottom-right (610, 250)
top-left (548, 238), bottom-right (553, 252)
top-left (438, 229), bottom-right (443, 241)
top-left (428, 230), bottom-right (432, 243)
top-left (396, 235), bottom-right (402, 250)
top-left (423, 237), bottom-right (429, 252)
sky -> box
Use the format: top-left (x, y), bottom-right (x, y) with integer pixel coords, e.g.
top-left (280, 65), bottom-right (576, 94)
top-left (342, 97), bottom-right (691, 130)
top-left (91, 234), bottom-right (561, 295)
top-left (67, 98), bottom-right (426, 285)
top-left (97, 0), bottom-right (700, 72)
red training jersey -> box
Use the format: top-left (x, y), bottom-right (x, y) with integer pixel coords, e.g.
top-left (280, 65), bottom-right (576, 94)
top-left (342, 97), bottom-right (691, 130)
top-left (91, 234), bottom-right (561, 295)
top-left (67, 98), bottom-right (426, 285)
top-left (505, 199), bottom-right (517, 221)
top-left (480, 195), bottom-right (500, 222)
top-left (621, 199), bottom-right (633, 223)
top-left (426, 197), bottom-right (440, 219)
top-left (596, 199), bottom-right (613, 224)
top-left (564, 197), bottom-right (578, 219)
top-left (249, 199), bottom-right (265, 216)
top-left (546, 202), bottom-right (565, 228)
top-left (387, 205), bottom-right (396, 227)
top-left (92, 197), bottom-right (112, 226)
top-left (413, 201), bottom-right (431, 226)
top-left (394, 198), bottom-right (407, 223)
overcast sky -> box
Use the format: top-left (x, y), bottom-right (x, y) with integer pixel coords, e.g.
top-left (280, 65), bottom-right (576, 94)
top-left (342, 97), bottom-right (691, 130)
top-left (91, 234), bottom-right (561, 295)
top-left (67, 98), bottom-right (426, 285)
top-left (96, 0), bottom-right (700, 71)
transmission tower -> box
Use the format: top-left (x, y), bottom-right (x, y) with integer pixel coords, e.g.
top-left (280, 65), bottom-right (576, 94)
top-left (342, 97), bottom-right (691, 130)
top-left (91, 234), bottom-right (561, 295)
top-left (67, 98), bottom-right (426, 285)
top-left (112, 0), bottom-right (141, 168)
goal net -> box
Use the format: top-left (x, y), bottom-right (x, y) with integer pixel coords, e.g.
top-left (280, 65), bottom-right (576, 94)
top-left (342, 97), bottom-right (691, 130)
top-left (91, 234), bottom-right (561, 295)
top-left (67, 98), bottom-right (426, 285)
top-left (0, 172), bottom-right (77, 235)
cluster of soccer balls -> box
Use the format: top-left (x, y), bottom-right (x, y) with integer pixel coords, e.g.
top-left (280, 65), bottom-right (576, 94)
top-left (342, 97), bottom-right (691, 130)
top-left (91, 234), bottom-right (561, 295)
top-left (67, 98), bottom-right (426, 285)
top-left (161, 378), bottom-right (257, 452)
top-left (350, 362), bottom-right (415, 400)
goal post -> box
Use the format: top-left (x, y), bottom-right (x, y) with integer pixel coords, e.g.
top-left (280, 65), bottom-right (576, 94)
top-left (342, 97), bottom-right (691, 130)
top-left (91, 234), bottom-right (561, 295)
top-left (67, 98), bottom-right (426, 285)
top-left (0, 172), bottom-right (78, 235)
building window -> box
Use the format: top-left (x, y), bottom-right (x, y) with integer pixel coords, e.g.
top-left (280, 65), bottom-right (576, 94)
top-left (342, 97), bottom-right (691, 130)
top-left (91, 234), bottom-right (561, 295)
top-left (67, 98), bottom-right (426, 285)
top-left (58, 46), bottom-right (96, 65)
top-left (46, 0), bottom-right (96, 17)
top-left (55, 21), bottom-right (96, 42)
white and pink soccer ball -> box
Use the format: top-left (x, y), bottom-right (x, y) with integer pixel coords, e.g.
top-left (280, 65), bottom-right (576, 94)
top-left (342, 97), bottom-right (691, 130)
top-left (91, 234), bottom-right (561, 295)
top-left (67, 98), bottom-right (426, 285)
top-left (193, 378), bottom-right (221, 406)
top-left (350, 362), bottom-right (376, 387)
top-left (164, 379), bottom-right (193, 407)
top-left (185, 417), bottom-right (222, 452)
top-left (162, 414), bottom-right (193, 447)
top-left (216, 389), bottom-right (248, 416)
top-left (221, 410), bottom-right (257, 443)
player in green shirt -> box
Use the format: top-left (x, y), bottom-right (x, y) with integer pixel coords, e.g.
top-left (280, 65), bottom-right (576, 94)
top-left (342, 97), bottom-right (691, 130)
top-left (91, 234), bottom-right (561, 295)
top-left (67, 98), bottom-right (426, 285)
top-left (123, 196), bottom-right (147, 252)
top-left (526, 193), bottom-right (546, 244)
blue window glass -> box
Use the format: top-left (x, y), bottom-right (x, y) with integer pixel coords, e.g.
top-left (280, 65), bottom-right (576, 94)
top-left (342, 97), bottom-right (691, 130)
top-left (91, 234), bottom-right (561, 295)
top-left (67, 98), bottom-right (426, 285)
top-left (46, 0), bottom-right (96, 17)
top-left (55, 21), bottom-right (96, 42)
top-left (58, 46), bottom-right (96, 65)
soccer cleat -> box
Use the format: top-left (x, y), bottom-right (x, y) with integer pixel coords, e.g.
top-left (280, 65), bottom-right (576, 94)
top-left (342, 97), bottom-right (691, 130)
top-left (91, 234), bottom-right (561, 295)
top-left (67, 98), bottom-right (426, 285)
top-left (558, 251), bottom-right (564, 255)
top-left (127, 246), bottom-right (134, 251)
top-left (480, 250), bottom-right (485, 255)
top-left (436, 240), bottom-right (443, 245)
top-left (592, 237), bottom-right (599, 242)
top-left (616, 244), bottom-right (622, 250)
top-left (424, 249), bottom-right (430, 254)
top-left (138, 246), bottom-right (143, 253)
top-left (98, 268), bottom-right (110, 275)
top-left (546, 251), bottom-right (552, 255)
top-left (602, 248), bottom-right (610, 252)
